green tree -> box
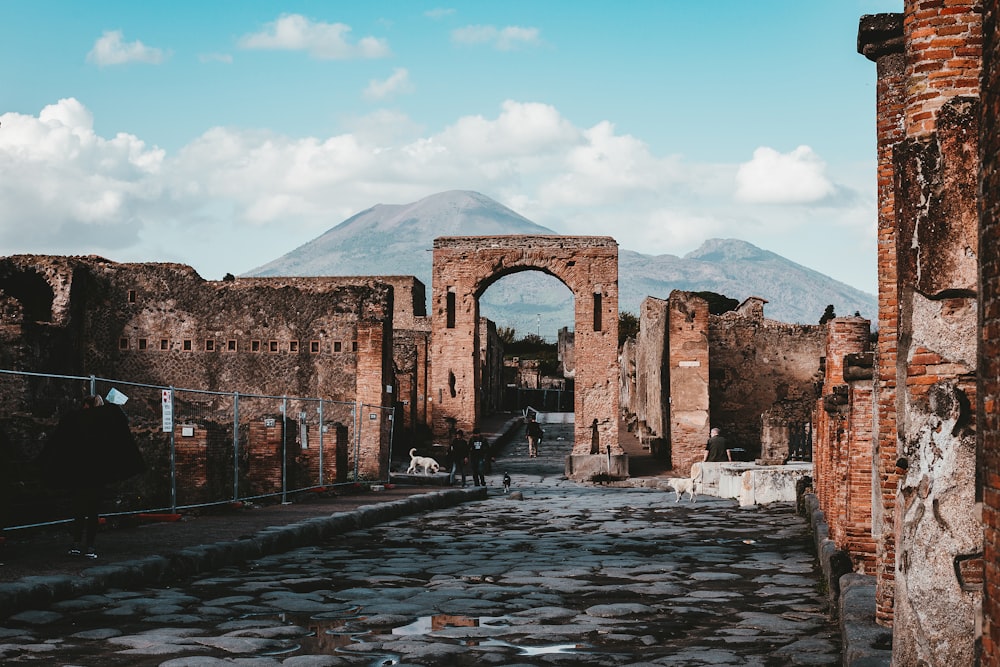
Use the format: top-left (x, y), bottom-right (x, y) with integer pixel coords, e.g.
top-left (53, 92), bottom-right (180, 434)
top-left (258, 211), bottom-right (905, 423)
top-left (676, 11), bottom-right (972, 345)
top-left (819, 304), bottom-right (836, 324)
top-left (497, 326), bottom-right (516, 345)
top-left (619, 311), bottom-right (639, 347)
top-left (693, 291), bottom-right (738, 315)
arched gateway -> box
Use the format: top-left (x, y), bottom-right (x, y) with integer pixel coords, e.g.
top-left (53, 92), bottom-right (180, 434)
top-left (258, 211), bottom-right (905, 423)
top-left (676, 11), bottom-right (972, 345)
top-left (431, 236), bottom-right (624, 478)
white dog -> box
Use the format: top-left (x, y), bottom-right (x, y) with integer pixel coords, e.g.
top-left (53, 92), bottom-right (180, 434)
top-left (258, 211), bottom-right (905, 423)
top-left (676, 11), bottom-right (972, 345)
top-left (667, 477), bottom-right (697, 503)
top-left (406, 448), bottom-right (441, 475)
top-left (667, 462), bottom-right (704, 503)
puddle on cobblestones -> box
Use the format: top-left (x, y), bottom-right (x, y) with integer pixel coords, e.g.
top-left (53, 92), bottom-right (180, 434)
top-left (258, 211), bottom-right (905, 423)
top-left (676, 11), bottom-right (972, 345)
top-left (390, 614), bottom-right (591, 656)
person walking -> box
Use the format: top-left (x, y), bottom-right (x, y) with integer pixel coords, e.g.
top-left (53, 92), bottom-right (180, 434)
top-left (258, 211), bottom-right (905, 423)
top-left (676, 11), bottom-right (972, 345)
top-left (41, 394), bottom-right (144, 559)
top-left (468, 428), bottom-right (491, 487)
top-left (447, 429), bottom-right (470, 487)
top-left (525, 416), bottom-right (543, 458)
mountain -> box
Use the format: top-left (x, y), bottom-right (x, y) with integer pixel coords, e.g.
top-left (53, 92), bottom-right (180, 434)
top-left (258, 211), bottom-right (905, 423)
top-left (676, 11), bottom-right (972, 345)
top-left (246, 190), bottom-right (877, 334)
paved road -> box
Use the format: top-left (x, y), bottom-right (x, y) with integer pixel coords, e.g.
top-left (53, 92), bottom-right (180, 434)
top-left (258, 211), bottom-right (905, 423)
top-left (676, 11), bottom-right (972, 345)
top-left (0, 423), bottom-right (839, 665)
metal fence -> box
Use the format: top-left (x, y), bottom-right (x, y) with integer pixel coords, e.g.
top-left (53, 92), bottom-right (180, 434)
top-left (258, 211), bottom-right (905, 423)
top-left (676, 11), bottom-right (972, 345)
top-left (0, 368), bottom-right (394, 533)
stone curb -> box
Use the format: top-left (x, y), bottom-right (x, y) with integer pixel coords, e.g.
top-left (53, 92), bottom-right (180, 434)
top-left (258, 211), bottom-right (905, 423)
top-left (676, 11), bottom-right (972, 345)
top-left (801, 492), bottom-right (891, 667)
top-left (0, 486), bottom-right (487, 620)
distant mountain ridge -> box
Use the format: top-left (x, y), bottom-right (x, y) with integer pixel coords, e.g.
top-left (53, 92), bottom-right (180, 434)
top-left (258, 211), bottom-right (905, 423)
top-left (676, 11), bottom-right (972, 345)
top-left (247, 190), bottom-right (877, 333)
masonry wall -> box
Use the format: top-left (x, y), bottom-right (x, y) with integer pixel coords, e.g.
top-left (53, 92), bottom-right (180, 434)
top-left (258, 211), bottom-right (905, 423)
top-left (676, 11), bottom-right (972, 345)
top-left (814, 317), bottom-right (876, 574)
top-left (980, 1), bottom-right (1000, 662)
top-left (0, 255), bottom-right (399, 493)
top-left (707, 310), bottom-right (825, 461)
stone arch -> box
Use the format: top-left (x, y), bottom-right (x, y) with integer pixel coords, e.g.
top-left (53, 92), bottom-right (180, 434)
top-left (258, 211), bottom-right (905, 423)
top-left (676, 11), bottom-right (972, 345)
top-left (430, 235), bottom-right (621, 460)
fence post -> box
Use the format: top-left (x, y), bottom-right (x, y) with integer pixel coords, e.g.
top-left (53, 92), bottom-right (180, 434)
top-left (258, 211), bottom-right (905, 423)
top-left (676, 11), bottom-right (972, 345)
top-left (352, 402), bottom-right (359, 481)
top-left (318, 400), bottom-right (325, 487)
top-left (168, 386), bottom-right (177, 513)
top-left (232, 391), bottom-right (240, 502)
top-left (386, 405), bottom-right (396, 483)
top-left (281, 397), bottom-right (288, 504)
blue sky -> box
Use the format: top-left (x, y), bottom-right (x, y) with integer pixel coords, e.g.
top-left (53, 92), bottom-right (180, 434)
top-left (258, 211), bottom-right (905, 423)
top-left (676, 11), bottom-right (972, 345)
top-left (1, 1), bottom-right (901, 293)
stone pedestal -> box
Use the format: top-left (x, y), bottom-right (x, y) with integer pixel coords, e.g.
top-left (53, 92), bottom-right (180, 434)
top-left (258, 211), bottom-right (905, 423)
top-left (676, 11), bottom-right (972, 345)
top-left (565, 454), bottom-right (629, 481)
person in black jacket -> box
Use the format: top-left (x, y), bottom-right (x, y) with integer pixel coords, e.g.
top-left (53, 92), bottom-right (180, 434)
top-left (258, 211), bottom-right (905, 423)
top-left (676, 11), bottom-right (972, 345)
top-left (468, 428), bottom-right (491, 487)
top-left (446, 429), bottom-right (469, 487)
top-left (526, 416), bottom-right (543, 458)
top-left (41, 395), bottom-right (144, 559)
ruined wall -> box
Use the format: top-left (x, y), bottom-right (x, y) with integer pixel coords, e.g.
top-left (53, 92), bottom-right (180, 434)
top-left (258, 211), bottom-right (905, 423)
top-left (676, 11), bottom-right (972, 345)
top-left (889, 2), bottom-right (982, 663)
top-left (980, 2), bottom-right (1000, 661)
top-left (707, 304), bottom-right (825, 461)
top-left (814, 317), bottom-right (877, 574)
top-left (858, 10), bottom-right (906, 627)
top-left (0, 255), bottom-right (399, 480)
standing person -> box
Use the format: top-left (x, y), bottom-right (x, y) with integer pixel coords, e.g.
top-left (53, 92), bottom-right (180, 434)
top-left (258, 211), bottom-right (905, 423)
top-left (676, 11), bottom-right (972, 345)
top-left (525, 416), bottom-right (543, 458)
top-left (447, 429), bottom-right (469, 487)
top-left (468, 428), bottom-right (490, 487)
top-left (41, 394), bottom-right (144, 559)
top-left (704, 427), bottom-right (730, 463)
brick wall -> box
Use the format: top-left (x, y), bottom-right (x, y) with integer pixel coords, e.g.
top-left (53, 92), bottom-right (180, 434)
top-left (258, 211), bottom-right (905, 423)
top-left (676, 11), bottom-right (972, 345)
top-left (979, 1), bottom-right (1000, 662)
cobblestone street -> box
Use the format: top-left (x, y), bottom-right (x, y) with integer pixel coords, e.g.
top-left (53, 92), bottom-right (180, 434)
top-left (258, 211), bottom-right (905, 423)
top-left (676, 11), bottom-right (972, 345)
top-left (0, 423), bottom-right (839, 665)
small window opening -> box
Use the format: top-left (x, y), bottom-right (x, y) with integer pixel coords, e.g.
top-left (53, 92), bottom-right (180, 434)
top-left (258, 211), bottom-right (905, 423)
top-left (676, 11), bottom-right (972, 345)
top-left (269, 340), bottom-right (279, 353)
top-left (334, 341), bottom-right (342, 353)
top-left (127, 290), bottom-right (137, 303)
top-left (227, 339), bottom-right (237, 351)
top-left (160, 339), bottom-right (169, 351)
top-left (183, 339), bottom-right (192, 351)
top-left (251, 340), bottom-right (261, 352)
top-left (118, 338), bottom-right (129, 350)
top-left (310, 340), bottom-right (320, 353)
top-left (205, 340), bottom-right (215, 352)
top-left (446, 291), bottom-right (456, 328)
top-left (138, 338), bottom-right (148, 350)
top-left (593, 293), bottom-right (602, 331)
top-left (289, 341), bottom-right (299, 352)
top-left (352, 341), bottom-right (358, 352)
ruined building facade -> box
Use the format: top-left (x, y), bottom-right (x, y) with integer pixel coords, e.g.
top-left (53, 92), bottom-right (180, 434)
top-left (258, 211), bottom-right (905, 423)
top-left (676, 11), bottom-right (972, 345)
top-left (620, 291), bottom-right (825, 476)
top-left (0, 255), bottom-right (430, 510)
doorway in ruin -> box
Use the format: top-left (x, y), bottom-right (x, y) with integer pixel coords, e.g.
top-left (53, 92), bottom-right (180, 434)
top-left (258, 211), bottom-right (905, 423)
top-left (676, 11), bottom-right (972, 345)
top-left (430, 236), bottom-right (621, 463)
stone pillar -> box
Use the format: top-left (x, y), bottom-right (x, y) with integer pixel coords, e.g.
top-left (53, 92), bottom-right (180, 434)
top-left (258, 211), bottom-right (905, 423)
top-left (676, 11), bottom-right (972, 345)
top-left (892, 2), bottom-right (982, 664)
top-left (979, 1), bottom-right (1000, 662)
top-left (859, 10), bottom-right (906, 627)
top-left (816, 317), bottom-right (872, 565)
top-left (666, 291), bottom-right (710, 475)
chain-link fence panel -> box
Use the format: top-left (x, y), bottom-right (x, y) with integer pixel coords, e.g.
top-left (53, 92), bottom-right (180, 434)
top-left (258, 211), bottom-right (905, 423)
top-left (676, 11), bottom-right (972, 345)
top-left (0, 369), bottom-right (381, 531)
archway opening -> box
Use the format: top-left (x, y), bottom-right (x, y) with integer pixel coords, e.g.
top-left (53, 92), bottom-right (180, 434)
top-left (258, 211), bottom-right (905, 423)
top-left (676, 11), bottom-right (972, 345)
top-left (479, 270), bottom-right (575, 415)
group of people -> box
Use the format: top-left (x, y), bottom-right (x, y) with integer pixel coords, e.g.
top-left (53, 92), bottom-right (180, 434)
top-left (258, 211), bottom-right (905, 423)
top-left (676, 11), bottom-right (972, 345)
top-left (444, 428), bottom-right (492, 487)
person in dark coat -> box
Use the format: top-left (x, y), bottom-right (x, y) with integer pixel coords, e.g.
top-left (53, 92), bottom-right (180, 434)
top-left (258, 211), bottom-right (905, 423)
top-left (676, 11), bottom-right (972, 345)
top-left (467, 428), bottom-right (491, 487)
top-left (446, 429), bottom-right (469, 487)
top-left (41, 395), bottom-right (144, 559)
top-left (526, 416), bottom-right (543, 458)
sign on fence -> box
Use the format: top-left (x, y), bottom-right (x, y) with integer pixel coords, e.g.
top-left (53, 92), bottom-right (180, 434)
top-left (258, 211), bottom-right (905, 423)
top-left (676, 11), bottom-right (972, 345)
top-left (161, 389), bottom-right (173, 432)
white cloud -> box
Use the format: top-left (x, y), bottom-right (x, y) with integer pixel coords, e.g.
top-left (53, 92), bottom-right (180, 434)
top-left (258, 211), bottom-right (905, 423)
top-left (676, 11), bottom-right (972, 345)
top-left (425, 8), bottom-right (456, 20)
top-left (86, 30), bottom-right (166, 66)
top-left (452, 25), bottom-right (542, 50)
top-left (735, 145), bottom-right (836, 204)
top-left (364, 68), bottom-right (414, 101)
top-left (239, 14), bottom-right (390, 59)
top-left (0, 98), bottom-right (875, 291)
top-left (198, 52), bottom-right (233, 64)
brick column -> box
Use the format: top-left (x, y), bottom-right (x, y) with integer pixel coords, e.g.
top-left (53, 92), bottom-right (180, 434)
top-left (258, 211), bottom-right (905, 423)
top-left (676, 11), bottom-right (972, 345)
top-left (892, 2), bottom-right (982, 664)
top-left (979, 1), bottom-right (1000, 662)
top-left (859, 11), bottom-right (905, 627)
